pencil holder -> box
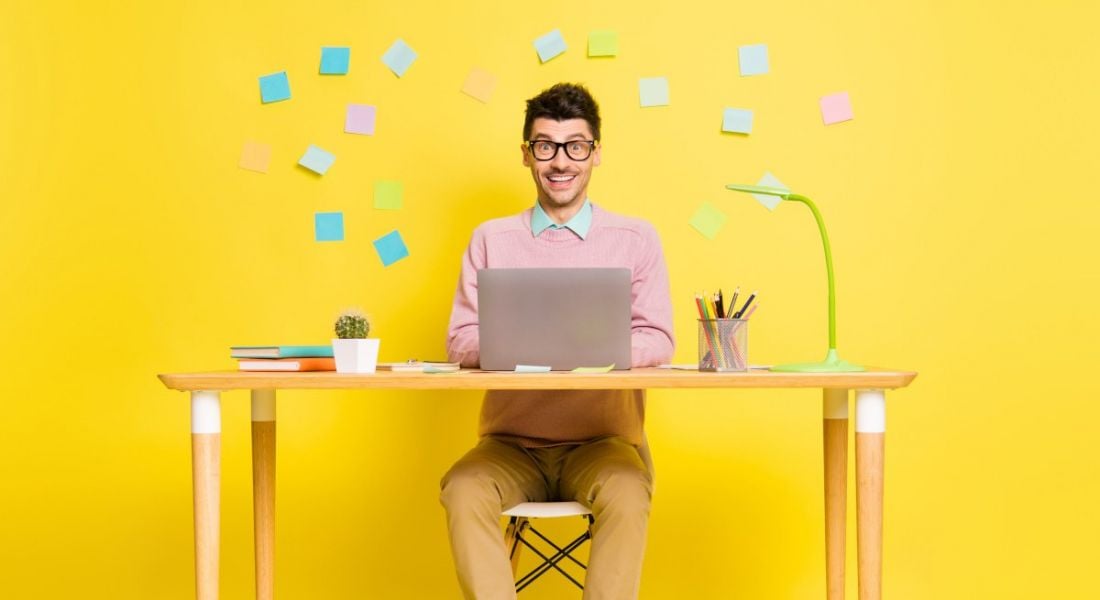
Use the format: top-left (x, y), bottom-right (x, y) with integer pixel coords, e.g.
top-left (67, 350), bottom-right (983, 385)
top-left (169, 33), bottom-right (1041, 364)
top-left (698, 319), bottom-right (748, 372)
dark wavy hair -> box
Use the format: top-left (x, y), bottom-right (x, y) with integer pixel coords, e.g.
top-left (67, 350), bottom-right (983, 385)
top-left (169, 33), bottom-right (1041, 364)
top-left (523, 83), bottom-right (601, 141)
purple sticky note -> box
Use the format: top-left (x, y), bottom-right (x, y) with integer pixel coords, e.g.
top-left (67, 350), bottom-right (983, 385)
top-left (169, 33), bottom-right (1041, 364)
top-left (820, 92), bottom-right (853, 125)
top-left (345, 104), bottom-right (376, 135)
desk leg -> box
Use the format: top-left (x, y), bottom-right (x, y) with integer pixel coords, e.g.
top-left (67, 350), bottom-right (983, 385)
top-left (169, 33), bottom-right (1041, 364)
top-left (191, 391), bottom-right (221, 600)
top-left (252, 390), bottom-right (276, 600)
top-left (855, 389), bottom-right (886, 600)
top-left (823, 388), bottom-right (849, 600)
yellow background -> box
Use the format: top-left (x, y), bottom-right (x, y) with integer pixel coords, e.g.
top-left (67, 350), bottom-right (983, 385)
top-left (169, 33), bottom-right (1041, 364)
top-left (2, 0), bottom-right (1098, 598)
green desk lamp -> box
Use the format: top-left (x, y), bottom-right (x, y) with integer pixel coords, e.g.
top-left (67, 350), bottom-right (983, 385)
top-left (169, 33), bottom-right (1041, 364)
top-left (725, 183), bottom-right (864, 373)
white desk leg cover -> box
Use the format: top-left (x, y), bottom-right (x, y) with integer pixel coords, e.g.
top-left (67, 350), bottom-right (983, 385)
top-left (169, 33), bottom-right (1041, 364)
top-left (251, 390), bottom-right (276, 600)
top-left (855, 389), bottom-right (885, 600)
top-left (191, 391), bottom-right (221, 600)
top-left (823, 388), bottom-right (849, 600)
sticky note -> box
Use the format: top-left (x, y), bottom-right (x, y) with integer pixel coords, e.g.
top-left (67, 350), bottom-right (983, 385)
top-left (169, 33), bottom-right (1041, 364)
top-left (320, 47), bottom-right (350, 74)
top-left (382, 39), bottom-right (418, 77)
top-left (753, 171), bottom-right (789, 211)
top-left (425, 366), bottom-right (467, 374)
top-left (461, 68), bottom-right (497, 103)
top-left (315, 212), bottom-right (344, 242)
top-left (534, 29), bottom-right (567, 63)
top-left (374, 180), bottom-right (403, 210)
top-left (639, 77), bottom-right (669, 107)
top-left (373, 230), bottom-right (409, 266)
top-left (258, 71), bottom-right (290, 103)
top-left (588, 30), bottom-right (619, 57)
top-left (689, 202), bottom-right (727, 240)
top-left (515, 365), bottom-right (552, 373)
top-left (572, 364), bottom-right (615, 373)
top-left (345, 104), bottom-right (376, 135)
top-left (738, 44), bottom-right (769, 76)
top-left (722, 108), bottom-right (754, 134)
top-left (238, 141), bottom-right (271, 173)
top-left (298, 145), bottom-right (335, 175)
top-left (820, 92), bottom-right (853, 125)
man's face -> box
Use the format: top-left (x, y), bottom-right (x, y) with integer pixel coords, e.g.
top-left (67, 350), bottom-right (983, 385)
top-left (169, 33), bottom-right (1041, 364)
top-left (521, 117), bottom-right (601, 215)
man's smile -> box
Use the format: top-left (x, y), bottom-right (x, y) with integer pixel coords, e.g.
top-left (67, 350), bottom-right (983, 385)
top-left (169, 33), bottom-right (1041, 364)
top-left (546, 173), bottom-right (577, 190)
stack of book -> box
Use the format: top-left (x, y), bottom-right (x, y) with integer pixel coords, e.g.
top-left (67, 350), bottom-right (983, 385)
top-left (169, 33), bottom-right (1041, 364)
top-left (231, 345), bottom-right (335, 371)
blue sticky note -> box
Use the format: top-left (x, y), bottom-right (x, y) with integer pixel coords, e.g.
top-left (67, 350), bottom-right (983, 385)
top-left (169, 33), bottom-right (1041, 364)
top-left (722, 108), bottom-right (754, 134)
top-left (739, 44), bottom-right (769, 76)
top-left (298, 145), bottom-right (336, 175)
top-left (258, 71), bottom-right (290, 103)
top-left (382, 39), bottom-right (418, 77)
top-left (373, 230), bottom-right (409, 266)
top-left (320, 47), bottom-right (350, 75)
top-left (315, 212), bottom-right (344, 242)
top-left (639, 77), bottom-right (669, 107)
top-left (534, 29), bottom-right (567, 63)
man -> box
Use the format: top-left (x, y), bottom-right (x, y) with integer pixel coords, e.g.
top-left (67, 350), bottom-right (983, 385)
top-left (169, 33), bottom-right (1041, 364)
top-left (441, 83), bottom-right (674, 600)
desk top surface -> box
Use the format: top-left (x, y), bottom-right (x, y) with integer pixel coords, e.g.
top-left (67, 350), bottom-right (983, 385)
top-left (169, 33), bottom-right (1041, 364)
top-left (158, 367), bottom-right (917, 392)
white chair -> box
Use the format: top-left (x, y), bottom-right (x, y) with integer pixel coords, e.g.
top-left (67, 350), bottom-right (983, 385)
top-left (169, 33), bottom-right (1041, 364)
top-left (501, 434), bottom-right (654, 594)
top-left (504, 501), bottom-right (593, 592)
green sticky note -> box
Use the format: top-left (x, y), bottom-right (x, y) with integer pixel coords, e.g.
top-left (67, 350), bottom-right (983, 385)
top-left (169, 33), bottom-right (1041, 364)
top-left (572, 364), bottom-right (615, 373)
top-left (588, 30), bottom-right (618, 57)
top-left (374, 180), bottom-right (403, 210)
top-left (689, 202), bottom-right (727, 240)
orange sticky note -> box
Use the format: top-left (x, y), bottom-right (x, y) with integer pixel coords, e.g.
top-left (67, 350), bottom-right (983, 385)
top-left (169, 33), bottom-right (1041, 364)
top-left (239, 141), bottom-right (272, 173)
top-left (461, 68), bottom-right (497, 103)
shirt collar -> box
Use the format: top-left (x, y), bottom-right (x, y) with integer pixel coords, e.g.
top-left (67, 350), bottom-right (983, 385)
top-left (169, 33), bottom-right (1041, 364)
top-left (531, 199), bottom-right (592, 240)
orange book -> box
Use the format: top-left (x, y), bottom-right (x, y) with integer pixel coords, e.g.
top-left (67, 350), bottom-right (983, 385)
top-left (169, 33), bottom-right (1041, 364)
top-left (237, 357), bottom-right (336, 372)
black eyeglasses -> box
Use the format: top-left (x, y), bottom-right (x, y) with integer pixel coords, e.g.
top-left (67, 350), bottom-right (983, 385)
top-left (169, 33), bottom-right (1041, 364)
top-left (526, 139), bottom-right (598, 161)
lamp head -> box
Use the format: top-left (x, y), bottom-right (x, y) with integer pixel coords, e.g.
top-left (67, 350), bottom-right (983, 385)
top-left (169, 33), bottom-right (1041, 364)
top-left (726, 183), bottom-right (793, 211)
top-left (725, 183), bottom-right (791, 198)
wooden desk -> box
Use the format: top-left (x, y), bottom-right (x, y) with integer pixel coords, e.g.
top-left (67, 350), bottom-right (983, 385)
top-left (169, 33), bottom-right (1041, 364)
top-left (158, 367), bottom-right (916, 600)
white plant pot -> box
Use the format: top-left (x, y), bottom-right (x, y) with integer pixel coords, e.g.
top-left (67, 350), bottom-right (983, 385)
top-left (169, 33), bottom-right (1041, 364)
top-left (332, 338), bottom-right (380, 373)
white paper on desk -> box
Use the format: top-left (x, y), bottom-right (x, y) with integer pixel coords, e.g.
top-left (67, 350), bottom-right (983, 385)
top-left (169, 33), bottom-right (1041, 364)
top-left (425, 366), bottom-right (467, 374)
top-left (515, 364), bottom-right (552, 373)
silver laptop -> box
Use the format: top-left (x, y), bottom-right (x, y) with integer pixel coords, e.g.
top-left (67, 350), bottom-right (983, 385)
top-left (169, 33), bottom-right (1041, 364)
top-left (477, 268), bottom-right (632, 371)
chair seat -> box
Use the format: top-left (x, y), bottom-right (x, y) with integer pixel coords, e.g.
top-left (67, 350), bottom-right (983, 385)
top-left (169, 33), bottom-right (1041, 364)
top-left (503, 501), bottom-right (592, 518)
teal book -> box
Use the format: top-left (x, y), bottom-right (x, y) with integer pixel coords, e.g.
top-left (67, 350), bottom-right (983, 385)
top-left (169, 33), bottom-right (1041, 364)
top-left (230, 345), bottom-right (334, 359)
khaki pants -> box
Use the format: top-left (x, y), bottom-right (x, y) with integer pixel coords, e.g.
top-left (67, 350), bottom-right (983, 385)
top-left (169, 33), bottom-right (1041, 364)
top-left (440, 436), bottom-right (653, 600)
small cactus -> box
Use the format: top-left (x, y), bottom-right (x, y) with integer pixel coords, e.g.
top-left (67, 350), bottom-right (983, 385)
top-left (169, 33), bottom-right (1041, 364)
top-left (335, 309), bottom-right (370, 339)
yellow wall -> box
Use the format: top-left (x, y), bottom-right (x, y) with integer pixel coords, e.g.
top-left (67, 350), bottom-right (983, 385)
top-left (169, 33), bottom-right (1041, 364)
top-left (2, 1), bottom-right (1098, 597)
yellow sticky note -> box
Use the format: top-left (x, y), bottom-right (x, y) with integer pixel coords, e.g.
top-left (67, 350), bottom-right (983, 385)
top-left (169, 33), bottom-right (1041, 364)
top-left (572, 364), bottom-right (615, 373)
top-left (588, 30), bottom-right (619, 57)
top-left (461, 68), bottom-right (496, 103)
top-left (238, 141), bottom-right (271, 173)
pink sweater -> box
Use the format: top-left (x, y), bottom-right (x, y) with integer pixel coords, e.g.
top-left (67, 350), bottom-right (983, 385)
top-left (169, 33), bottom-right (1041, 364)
top-left (446, 204), bottom-right (675, 447)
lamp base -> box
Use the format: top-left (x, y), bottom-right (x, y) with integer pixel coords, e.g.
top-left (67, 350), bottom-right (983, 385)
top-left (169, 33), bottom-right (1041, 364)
top-left (770, 348), bottom-right (865, 373)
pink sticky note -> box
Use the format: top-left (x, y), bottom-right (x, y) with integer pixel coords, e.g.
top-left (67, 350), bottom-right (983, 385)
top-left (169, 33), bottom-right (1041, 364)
top-left (345, 104), bottom-right (376, 135)
top-left (820, 92), bottom-right (853, 125)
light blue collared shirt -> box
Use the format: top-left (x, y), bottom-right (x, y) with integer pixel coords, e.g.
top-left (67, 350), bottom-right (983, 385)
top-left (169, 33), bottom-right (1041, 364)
top-left (531, 199), bottom-right (592, 240)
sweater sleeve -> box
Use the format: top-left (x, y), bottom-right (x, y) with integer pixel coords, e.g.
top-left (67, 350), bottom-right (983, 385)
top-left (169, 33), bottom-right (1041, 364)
top-left (445, 228), bottom-right (485, 367)
top-left (630, 223), bottom-right (675, 367)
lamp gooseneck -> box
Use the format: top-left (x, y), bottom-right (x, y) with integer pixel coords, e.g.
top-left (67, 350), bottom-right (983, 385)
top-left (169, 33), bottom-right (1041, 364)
top-left (786, 194), bottom-right (836, 351)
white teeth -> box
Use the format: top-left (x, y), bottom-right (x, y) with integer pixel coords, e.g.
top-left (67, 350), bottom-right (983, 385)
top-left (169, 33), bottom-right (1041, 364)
top-left (548, 175), bottom-right (574, 182)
